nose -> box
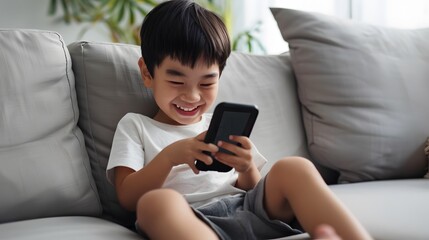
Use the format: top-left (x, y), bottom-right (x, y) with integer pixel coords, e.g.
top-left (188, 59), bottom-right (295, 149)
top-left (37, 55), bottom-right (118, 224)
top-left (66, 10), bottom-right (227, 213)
top-left (181, 87), bottom-right (201, 103)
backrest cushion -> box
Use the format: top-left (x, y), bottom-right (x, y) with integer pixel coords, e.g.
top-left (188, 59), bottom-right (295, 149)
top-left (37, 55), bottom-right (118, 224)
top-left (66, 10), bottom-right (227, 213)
top-left (0, 29), bottom-right (101, 222)
top-left (214, 52), bottom-right (311, 175)
top-left (271, 8), bottom-right (429, 183)
top-left (68, 41), bottom-right (156, 227)
top-left (68, 41), bottom-right (310, 226)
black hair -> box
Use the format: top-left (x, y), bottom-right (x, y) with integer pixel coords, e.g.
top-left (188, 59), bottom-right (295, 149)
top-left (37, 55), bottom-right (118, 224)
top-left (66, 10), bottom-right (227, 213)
top-left (140, 0), bottom-right (231, 77)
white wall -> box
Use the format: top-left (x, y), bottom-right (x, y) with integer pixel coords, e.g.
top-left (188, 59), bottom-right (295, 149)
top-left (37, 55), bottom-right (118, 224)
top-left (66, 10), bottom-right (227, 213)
top-left (0, 0), bottom-right (109, 44)
top-left (237, 0), bottom-right (429, 54)
top-left (2, 0), bottom-right (429, 53)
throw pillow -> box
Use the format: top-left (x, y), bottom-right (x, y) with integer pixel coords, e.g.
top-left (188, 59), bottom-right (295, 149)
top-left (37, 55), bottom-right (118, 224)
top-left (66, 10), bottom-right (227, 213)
top-left (271, 8), bottom-right (429, 183)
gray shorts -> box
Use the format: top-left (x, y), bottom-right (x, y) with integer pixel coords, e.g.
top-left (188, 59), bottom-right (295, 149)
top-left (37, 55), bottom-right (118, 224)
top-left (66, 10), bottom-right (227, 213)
top-left (193, 176), bottom-right (302, 240)
top-left (135, 176), bottom-right (302, 239)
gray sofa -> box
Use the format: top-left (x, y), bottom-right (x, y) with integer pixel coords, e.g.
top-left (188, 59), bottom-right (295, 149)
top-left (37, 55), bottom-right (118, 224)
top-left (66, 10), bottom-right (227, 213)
top-left (1, 8), bottom-right (428, 240)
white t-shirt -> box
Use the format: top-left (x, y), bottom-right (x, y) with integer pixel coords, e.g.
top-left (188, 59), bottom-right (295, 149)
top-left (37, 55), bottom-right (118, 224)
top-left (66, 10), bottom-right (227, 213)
top-left (107, 113), bottom-right (267, 207)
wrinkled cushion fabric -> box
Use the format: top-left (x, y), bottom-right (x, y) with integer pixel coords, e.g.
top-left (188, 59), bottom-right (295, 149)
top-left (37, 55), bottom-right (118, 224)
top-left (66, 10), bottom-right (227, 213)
top-left (271, 8), bottom-right (429, 183)
top-left (68, 41), bottom-right (157, 227)
top-left (0, 29), bottom-right (101, 222)
top-left (215, 52), bottom-right (311, 175)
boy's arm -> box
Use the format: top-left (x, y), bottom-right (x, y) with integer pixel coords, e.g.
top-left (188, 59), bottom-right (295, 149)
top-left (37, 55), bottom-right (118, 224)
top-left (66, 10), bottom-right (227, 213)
top-left (235, 162), bottom-right (261, 191)
top-left (114, 151), bottom-right (173, 211)
top-left (114, 132), bottom-right (217, 211)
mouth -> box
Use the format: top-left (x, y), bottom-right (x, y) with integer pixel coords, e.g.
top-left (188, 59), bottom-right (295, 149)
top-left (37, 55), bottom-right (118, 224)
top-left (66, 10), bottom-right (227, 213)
top-left (174, 104), bottom-right (200, 116)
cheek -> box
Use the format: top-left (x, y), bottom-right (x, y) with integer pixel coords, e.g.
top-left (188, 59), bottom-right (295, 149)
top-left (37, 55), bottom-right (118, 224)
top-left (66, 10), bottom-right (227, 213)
top-left (153, 88), bottom-right (172, 103)
top-left (206, 89), bottom-right (218, 102)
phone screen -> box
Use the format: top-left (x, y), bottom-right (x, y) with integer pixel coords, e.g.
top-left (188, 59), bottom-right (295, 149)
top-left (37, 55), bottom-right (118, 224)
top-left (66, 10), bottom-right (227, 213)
top-left (215, 111), bottom-right (251, 154)
top-left (196, 102), bottom-right (258, 172)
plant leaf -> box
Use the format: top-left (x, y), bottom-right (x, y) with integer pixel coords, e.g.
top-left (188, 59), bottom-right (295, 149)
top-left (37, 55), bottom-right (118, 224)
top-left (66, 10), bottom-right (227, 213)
top-left (48, 0), bottom-right (57, 15)
top-left (116, 0), bottom-right (126, 23)
top-left (129, 2), bottom-right (135, 25)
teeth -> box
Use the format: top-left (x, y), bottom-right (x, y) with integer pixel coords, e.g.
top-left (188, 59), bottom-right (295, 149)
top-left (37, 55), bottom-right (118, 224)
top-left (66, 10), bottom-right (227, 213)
top-left (175, 104), bottom-right (196, 112)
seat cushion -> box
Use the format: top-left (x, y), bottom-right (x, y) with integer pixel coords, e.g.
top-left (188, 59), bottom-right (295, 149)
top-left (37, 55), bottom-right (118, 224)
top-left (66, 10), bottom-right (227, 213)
top-left (0, 216), bottom-right (141, 240)
top-left (0, 29), bottom-right (101, 222)
top-left (331, 179), bottom-right (429, 239)
top-left (271, 8), bottom-right (429, 183)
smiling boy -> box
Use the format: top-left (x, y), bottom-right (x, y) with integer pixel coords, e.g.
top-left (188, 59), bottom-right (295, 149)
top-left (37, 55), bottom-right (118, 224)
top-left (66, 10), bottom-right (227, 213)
top-left (106, 1), bottom-right (372, 240)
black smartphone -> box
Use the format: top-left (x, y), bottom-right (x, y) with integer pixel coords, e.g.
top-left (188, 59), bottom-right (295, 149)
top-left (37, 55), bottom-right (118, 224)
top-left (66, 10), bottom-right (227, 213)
top-left (195, 102), bottom-right (259, 172)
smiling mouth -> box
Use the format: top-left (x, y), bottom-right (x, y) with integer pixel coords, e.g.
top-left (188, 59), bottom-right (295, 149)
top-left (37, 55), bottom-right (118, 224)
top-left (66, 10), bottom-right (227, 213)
top-left (174, 104), bottom-right (199, 113)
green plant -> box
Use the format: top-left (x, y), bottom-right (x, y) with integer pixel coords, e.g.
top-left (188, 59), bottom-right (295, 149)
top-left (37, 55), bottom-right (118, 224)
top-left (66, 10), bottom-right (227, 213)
top-left (49, 0), bottom-right (158, 43)
top-left (232, 21), bottom-right (265, 53)
top-left (49, 0), bottom-right (265, 53)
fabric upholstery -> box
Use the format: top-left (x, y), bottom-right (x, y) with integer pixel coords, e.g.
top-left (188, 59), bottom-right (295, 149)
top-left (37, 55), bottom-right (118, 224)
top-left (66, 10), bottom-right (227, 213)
top-left (0, 29), bottom-right (101, 222)
top-left (68, 41), bottom-right (156, 227)
top-left (331, 179), bottom-right (429, 239)
top-left (214, 52), bottom-right (310, 175)
top-left (271, 8), bottom-right (429, 183)
top-left (0, 216), bottom-right (141, 240)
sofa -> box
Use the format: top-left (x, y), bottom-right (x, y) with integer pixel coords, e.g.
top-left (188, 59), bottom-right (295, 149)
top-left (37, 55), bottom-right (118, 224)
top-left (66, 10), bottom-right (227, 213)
top-left (1, 8), bottom-right (428, 240)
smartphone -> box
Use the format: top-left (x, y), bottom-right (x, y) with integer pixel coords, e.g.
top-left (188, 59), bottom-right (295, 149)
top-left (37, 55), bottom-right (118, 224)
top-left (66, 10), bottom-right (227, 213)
top-left (195, 102), bottom-right (259, 172)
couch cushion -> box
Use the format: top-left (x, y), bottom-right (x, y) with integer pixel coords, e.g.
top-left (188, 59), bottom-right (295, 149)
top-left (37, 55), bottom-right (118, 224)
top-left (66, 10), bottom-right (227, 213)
top-left (0, 29), bottom-right (101, 222)
top-left (271, 8), bottom-right (429, 183)
top-left (213, 52), bottom-right (310, 175)
top-left (68, 41), bottom-right (155, 227)
top-left (68, 41), bottom-right (310, 226)
top-left (0, 216), bottom-right (141, 240)
top-left (331, 179), bottom-right (429, 239)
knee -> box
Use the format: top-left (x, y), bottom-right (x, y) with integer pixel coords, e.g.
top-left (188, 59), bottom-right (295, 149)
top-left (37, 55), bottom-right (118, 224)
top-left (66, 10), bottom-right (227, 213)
top-left (269, 157), bottom-right (318, 181)
top-left (137, 189), bottom-right (184, 220)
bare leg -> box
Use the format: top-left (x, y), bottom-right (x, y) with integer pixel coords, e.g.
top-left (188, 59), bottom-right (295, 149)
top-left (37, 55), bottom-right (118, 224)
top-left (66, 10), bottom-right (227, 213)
top-left (137, 189), bottom-right (219, 240)
top-left (264, 157), bottom-right (372, 240)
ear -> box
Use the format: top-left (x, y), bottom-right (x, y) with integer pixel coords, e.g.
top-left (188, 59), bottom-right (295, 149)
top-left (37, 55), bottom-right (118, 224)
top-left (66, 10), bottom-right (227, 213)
top-left (138, 57), bottom-right (153, 88)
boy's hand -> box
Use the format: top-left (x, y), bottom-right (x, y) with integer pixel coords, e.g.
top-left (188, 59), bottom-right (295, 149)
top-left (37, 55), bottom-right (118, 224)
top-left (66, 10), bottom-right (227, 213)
top-left (161, 131), bottom-right (218, 174)
top-left (214, 135), bottom-right (255, 173)
top-left (215, 136), bottom-right (260, 190)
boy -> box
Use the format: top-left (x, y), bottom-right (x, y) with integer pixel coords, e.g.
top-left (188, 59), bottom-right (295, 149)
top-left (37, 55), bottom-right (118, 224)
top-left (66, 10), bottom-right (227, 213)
top-left (107, 1), bottom-right (372, 239)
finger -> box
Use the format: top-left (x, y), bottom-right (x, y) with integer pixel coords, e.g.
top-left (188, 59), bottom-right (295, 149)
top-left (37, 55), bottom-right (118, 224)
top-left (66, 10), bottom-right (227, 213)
top-left (217, 140), bottom-right (250, 159)
top-left (229, 135), bottom-right (252, 150)
top-left (195, 152), bottom-right (214, 166)
top-left (196, 141), bottom-right (219, 153)
top-left (214, 152), bottom-right (237, 166)
top-left (215, 146), bottom-right (252, 172)
top-left (188, 163), bottom-right (200, 175)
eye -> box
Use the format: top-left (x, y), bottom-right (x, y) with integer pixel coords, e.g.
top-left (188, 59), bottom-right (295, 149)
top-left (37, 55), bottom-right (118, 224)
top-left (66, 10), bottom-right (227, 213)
top-left (168, 81), bottom-right (184, 85)
top-left (200, 82), bottom-right (216, 88)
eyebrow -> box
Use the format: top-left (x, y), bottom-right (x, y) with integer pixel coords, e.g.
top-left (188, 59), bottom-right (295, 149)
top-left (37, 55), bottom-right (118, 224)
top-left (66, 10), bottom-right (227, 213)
top-left (166, 69), bottom-right (219, 79)
top-left (166, 69), bottom-right (186, 77)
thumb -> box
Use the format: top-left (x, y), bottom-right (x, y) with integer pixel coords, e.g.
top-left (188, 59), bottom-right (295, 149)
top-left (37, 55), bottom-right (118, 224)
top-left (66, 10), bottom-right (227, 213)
top-left (196, 131), bottom-right (207, 141)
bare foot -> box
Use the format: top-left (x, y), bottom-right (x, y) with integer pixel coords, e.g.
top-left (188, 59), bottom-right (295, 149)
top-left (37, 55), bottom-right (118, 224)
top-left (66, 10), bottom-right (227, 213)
top-left (314, 224), bottom-right (342, 240)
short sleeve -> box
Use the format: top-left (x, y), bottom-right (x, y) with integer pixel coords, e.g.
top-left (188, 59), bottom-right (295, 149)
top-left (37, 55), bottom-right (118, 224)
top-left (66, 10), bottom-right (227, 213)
top-left (251, 143), bottom-right (267, 171)
top-left (106, 114), bottom-right (145, 184)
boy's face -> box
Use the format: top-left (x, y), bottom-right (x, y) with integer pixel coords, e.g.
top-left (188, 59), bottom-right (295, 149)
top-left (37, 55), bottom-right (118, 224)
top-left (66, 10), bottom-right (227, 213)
top-left (139, 56), bottom-right (220, 125)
